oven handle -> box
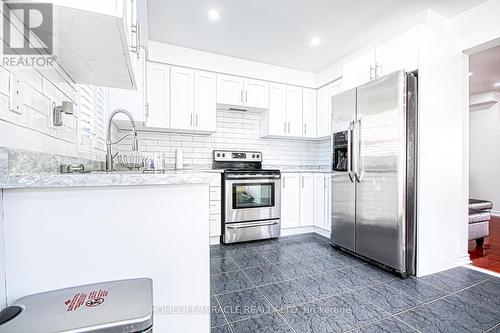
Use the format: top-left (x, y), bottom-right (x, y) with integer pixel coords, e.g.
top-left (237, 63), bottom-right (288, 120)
top-left (227, 220), bottom-right (280, 229)
top-left (225, 174), bottom-right (281, 180)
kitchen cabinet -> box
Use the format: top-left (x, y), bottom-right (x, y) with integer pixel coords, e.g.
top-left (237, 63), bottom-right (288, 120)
top-left (375, 27), bottom-right (419, 77)
top-left (317, 80), bottom-right (342, 138)
top-left (299, 173), bottom-right (314, 226)
top-left (146, 62), bottom-right (170, 129)
top-left (286, 86), bottom-right (303, 137)
top-left (302, 88), bottom-right (317, 138)
top-left (244, 78), bottom-right (270, 109)
top-left (216, 74), bottom-right (269, 110)
top-left (261, 84), bottom-right (303, 138)
top-left (313, 173), bottom-right (331, 231)
top-left (342, 27), bottom-right (419, 90)
top-left (193, 71), bottom-right (217, 132)
top-left (281, 173), bottom-right (300, 229)
top-left (342, 50), bottom-right (376, 90)
top-left (325, 173), bottom-right (332, 232)
top-left (108, 47), bottom-right (147, 127)
top-left (170, 66), bottom-right (194, 131)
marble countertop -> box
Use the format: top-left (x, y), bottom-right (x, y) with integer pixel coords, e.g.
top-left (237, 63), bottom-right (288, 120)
top-left (0, 170), bottom-right (221, 189)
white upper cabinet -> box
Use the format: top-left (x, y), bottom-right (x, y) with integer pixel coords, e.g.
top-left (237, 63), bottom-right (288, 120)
top-left (146, 62), bottom-right (170, 129)
top-left (108, 48), bottom-right (146, 128)
top-left (194, 71), bottom-right (217, 132)
top-left (375, 27), bottom-right (419, 77)
top-left (261, 84), bottom-right (304, 138)
top-left (265, 83), bottom-right (287, 136)
top-left (302, 88), bottom-right (317, 138)
top-left (317, 85), bottom-right (331, 138)
top-left (342, 27), bottom-right (420, 90)
top-left (217, 74), bottom-right (245, 107)
top-left (217, 75), bottom-right (269, 110)
top-left (299, 173), bottom-right (314, 227)
top-left (342, 50), bottom-right (376, 90)
top-left (170, 66), bottom-right (194, 131)
top-left (286, 86), bottom-right (303, 137)
top-left (244, 79), bottom-right (270, 109)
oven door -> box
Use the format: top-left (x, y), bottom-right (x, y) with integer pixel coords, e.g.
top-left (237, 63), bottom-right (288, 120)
top-left (224, 174), bottom-right (281, 223)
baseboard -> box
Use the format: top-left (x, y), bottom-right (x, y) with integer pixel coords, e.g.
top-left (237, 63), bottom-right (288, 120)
top-left (210, 236), bottom-right (220, 245)
top-left (491, 210), bottom-right (500, 217)
top-left (459, 252), bottom-right (472, 265)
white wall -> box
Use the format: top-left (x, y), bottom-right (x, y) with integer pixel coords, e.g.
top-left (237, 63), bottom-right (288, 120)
top-left (148, 41), bottom-right (317, 88)
top-left (469, 92), bottom-right (500, 215)
top-left (452, 0), bottom-right (500, 53)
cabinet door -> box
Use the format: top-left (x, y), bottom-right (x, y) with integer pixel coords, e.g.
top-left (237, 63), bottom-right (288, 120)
top-left (313, 174), bottom-right (326, 228)
top-left (376, 27), bottom-right (419, 78)
top-left (324, 174), bottom-right (332, 231)
top-left (281, 174), bottom-right (300, 229)
top-left (194, 70), bottom-right (216, 132)
top-left (217, 74), bottom-right (244, 106)
top-left (317, 85), bottom-right (331, 138)
top-left (302, 88), bottom-right (317, 138)
top-left (299, 173), bottom-right (314, 227)
top-left (268, 83), bottom-right (287, 136)
top-left (146, 62), bottom-right (170, 128)
top-left (170, 66), bottom-right (194, 130)
top-left (108, 48), bottom-right (146, 124)
top-left (244, 79), bottom-right (269, 109)
top-left (342, 50), bottom-right (376, 90)
top-left (286, 86), bottom-right (303, 137)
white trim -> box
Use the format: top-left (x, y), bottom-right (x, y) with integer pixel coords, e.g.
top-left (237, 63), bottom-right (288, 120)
top-left (490, 210), bottom-right (500, 217)
top-left (466, 264), bottom-right (500, 278)
top-left (281, 226), bottom-right (316, 237)
top-left (459, 253), bottom-right (472, 265)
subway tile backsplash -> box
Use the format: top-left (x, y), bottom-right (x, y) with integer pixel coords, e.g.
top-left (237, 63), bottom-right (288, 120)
top-left (117, 110), bottom-right (331, 169)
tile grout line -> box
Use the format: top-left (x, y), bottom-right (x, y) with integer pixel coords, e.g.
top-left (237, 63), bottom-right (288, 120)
top-left (228, 252), bottom-right (298, 333)
top-left (213, 294), bottom-right (235, 333)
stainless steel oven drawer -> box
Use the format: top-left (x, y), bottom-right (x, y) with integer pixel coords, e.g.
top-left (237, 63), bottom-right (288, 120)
top-left (223, 220), bottom-right (280, 244)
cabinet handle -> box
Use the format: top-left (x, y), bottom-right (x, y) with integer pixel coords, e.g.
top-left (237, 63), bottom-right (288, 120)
top-left (145, 103), bottom-right (149, 118)
top-left (369, 66), bottom-right (374, 80)
top-left (190, 113), bottom-right (193, 126)
top-left (288, 122), bottom-right (290, 133)
top-left (196, 114), bottom-right (199, 127)
top-left (241, 90), bottom-right (244, 103)
top-left (284, 122), bottom-right (287, 134)
top-left (375, 63), bottom-right (381, 78)
top-left (245, 91), bottom-right (248, 103)
top-left (301, 176), bottom-right (304, 188)
top-left (304, 123), bottom-right (307, 135)
top-left (283, 178), bottom-right (286, 189)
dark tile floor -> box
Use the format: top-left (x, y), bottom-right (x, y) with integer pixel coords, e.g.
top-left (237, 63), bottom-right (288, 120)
top-left (210, 233), bottom-right (500, 333)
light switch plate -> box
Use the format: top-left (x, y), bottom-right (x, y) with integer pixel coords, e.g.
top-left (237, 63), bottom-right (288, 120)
top-left (9, 73), bottom-right (23, 114)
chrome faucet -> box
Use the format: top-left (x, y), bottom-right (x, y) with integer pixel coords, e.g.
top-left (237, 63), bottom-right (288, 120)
top-left (106, 109), bottom-right (139, 171)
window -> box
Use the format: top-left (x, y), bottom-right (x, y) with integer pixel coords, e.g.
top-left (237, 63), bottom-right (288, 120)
top-left (77, 85), bottom-right (107, 150)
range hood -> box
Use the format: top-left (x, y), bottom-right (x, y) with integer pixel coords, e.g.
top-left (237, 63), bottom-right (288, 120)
top-left (4, 1), bottom-right (137, 90)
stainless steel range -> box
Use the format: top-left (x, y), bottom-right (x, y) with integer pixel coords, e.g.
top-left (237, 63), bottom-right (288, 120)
top-left (213, 150), bottom-right (281, 244)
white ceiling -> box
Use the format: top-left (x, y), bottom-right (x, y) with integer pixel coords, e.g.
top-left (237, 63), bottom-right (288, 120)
top-left (469, 45), bottom-right (500, 95)
top-left (147, 0), bottom-right (486, 72)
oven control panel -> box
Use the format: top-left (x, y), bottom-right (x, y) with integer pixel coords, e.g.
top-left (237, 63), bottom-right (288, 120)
top-left (213, 150), bottom-right (262, 162)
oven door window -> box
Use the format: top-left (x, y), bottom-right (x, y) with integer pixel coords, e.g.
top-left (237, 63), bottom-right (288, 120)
top-left (232, 183), bottom-right (275, 209)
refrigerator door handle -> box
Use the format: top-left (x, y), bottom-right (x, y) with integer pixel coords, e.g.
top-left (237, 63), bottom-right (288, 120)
top-left (354, 118), bottom-right (364, 182)
top-left (347, 120), bottom-right (355, 183)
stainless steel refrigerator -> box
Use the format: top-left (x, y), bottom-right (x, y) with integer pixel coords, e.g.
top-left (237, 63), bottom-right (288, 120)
top-left (330, 70), bottom-right (417, 276)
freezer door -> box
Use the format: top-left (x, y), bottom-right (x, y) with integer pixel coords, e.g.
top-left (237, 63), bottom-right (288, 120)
top-left (330, 89), bottom-right (356, 251)
top-left (354, 70), bottom-right (407, 271)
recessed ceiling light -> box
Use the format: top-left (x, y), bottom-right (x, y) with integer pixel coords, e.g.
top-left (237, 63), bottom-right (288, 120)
top-left (495, 82), bottom-right (500, 88)
top-left (310, 37), bottom-right (321, 47)
top-left (208, 9), bottom-right (220, 21)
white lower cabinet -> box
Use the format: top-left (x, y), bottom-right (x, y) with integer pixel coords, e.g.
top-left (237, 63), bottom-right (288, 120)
top-left (281, 173), bottom-right (300, 229)
top-left (282, 172), bottom-right (330, 230)
top-left (299, 173), bottom-right (314, 226)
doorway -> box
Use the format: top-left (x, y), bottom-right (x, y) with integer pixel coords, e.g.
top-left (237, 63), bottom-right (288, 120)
top-left (468, 44), bottom-right (500, 273)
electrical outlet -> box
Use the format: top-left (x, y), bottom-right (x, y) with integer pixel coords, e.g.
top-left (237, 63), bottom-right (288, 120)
top-left (9, 73), bottom-right (23, 114)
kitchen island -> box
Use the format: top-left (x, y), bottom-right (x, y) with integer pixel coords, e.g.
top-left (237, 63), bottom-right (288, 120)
top-left (0, 169), bottom-right (219, 332)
